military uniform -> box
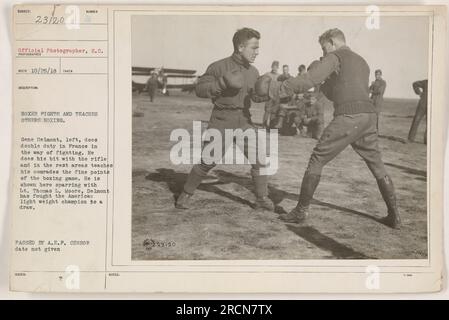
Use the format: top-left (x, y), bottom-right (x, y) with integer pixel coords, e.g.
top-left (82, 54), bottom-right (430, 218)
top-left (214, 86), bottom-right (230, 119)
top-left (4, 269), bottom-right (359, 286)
top-left (275, 91), bottom-right (324, 138)
top-left (369, 78), bottom-right (387, 130)
top-left (369, 78), bottom-right (387, 113)
top-left (271, 73), bottom-right (295, 129)
top-left (146, 75), bottom-right (159, 102)
top-left (408, 79), bottom-right (428, 144)
top-left (277, 73), bottom-right (292, 82)
top-left (262, 71), bottom-right (280, 128)
top-left (276, 95), bottom-right (306, 135)
top-left (177, 53), bottom-right (272, 210)
top-left (268, 45), bottom-right (401, 229)
top-left (302, 92), bottom-right (325, 139)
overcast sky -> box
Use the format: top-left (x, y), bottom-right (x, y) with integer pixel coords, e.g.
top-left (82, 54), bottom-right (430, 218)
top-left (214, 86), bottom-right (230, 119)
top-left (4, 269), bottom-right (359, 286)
top-left (132, 14), bottom-right (429, 98)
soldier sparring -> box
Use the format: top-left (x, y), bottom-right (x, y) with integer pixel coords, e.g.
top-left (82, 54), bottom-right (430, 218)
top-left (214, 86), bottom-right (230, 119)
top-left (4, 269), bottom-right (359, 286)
top-left (175, 28), bottom-right (274, 212)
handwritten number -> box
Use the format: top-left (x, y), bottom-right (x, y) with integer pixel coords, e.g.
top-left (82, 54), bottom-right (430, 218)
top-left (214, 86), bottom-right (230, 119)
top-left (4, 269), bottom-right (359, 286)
top-left (34, 16), bottom-right (64, 24)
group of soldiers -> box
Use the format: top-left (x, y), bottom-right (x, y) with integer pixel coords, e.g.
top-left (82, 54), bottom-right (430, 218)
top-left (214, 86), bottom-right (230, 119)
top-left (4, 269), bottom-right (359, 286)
top-left (261, 61), bottom-right (427, 144)
top-left (173, 27), bottom-right (429, 231)
top-left (261, 61), bottom-right (325, 139)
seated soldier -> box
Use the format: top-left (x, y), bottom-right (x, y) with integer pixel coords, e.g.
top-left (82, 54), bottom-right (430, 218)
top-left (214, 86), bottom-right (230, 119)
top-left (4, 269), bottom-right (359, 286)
top-left (267, 98), bottom-right (281, 129)
top-left (302, 92), bottom-right (325, 139)
top-left (276, 94), bottom-right (307, 136)
top-left (271, 96), bottom-right (290, 129)
top-left (287, 94), bottom-right (307, 136)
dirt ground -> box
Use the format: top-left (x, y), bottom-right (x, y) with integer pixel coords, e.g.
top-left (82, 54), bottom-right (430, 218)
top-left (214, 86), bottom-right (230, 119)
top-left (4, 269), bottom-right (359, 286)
top-left (132, 90), bottom-right (427, 260)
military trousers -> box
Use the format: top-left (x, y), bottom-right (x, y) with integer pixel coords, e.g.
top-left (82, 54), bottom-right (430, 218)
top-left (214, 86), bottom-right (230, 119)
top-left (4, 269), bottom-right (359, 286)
top-left (306, 112), bottom-right (387, 179)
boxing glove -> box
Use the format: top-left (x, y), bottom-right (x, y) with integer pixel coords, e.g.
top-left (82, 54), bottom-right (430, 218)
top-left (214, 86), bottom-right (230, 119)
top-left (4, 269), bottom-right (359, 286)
top-left (307, 60), bottom-right (321, 72)
top-left (218, 70), bottom-right (244, 90)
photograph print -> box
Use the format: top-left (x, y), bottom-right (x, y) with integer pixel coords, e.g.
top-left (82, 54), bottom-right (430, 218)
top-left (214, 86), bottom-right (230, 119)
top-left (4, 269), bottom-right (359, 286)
top-left (131, 12), bottom-right (429, 261)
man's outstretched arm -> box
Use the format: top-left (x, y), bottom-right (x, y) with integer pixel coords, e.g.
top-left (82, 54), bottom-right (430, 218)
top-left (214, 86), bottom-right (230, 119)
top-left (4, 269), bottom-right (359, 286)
top-left (270, 54), bottom-right (340, 99)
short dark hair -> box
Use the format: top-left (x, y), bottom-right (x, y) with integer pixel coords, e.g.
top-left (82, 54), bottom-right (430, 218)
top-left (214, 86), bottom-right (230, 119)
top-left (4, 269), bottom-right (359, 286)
top-left (271, 60), bottom-right (279, 67)
top-left (232, 28), bottom-right (260, 52)
top-left (319, 28), bottom-right (346, 45)
top-left (298, 64), bottom-right (306, 72)
top-left (375, 69), bottom-right (382, 75)
top-left (283, 65), bottom-right (289, 69)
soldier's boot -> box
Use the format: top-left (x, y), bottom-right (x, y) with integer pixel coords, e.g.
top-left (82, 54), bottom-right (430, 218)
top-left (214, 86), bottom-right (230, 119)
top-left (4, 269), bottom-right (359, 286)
top-left (175, 165), bottom-right (211, 209)
top-left (175, 191), bottom-right (193, 209)
top-left (376, 175), bottom-right (402, 229)
top-left (252, 170), bottom-right (274, 211)
top-left (273, 115), bottom-right (285, 129)
top-left (280, 173), bottom-right (321, 223)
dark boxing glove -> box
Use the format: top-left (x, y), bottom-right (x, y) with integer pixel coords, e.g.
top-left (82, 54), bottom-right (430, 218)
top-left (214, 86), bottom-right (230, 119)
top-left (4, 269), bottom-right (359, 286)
top-left (307, 60), bottom-right (321, 72)
top-left (255, 75), bottom-right (272, 97)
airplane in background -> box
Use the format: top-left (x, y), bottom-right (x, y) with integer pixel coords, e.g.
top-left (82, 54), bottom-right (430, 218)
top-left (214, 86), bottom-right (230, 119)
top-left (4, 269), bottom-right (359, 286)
top-left (132, 66), bottom-right (198, 95)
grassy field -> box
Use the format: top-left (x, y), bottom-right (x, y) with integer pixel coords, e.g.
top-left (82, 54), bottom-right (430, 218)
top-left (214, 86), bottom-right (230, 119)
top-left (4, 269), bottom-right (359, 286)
top-left (132, 91), bottom-right (427, 260)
